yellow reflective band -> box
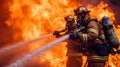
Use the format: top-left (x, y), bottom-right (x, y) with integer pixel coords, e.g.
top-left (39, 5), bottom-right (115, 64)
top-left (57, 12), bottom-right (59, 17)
top-left (99, 34), bottom-right (105, 39)
top-left (88, 28), bottom-right (99, 37)
top-left (67, 53), bottom-right (83, 56)
top-left (82, 34), bottom-right (85, 43)
top-left (89, 56), bottom-right (108, 61)
top-left (85, 34), bottom-right (88, 43)
top-left (82, 34), bottom-right (88, 43)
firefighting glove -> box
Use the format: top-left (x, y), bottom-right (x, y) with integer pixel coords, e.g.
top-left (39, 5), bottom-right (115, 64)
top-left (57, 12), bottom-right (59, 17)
top-left (53, 31), bottom-right (60, 36)
top-left (69, 31), bottom-right (80, 40)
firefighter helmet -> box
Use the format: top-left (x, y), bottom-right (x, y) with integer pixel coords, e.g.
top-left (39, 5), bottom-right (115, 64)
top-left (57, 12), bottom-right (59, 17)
top-left (64, 15), bottom-right (75, 27)
top-left (64, 15), bottom-right (75, 22)
top-left (74, 6), bottom-right (90, 15)
top-left (74, 6), bottom-right (90, 26)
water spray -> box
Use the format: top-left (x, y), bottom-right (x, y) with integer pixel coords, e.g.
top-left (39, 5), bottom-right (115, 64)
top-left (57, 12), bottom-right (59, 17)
top-left (0, 33), bottom-right (53, 56)
top-left (7, 27), bottom-right (85, 67)
top-left (7, 34), bottom-right (69, 67)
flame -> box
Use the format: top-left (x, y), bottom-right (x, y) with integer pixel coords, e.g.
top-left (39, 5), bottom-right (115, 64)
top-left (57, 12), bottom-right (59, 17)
top-left (105, 54), bottom-right (120, 67)
top-left (87, 1), bottom-right (115, 22)
top-left (5, 0), bottom-right (120, 67)
top-left (6, 0), bottom-right (77, 66)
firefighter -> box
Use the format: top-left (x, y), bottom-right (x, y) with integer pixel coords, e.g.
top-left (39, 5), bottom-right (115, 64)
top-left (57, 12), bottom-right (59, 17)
top-left (53, 15), bottom-right (76, 36)
top-left (70, 6), bottom-right (109, 67)
top-left (53, 15), bottom-right (84, 67)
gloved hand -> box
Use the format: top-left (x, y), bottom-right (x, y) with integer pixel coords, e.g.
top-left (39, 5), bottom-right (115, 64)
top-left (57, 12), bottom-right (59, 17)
top-left (53, 31), bottom-right (60, 36)
top-left (69, 31), bottom-right (80, 40)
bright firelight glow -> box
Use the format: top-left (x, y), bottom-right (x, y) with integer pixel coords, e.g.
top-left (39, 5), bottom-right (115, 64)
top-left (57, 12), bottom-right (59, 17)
top-left (5, 0), bottom-right (120, 67)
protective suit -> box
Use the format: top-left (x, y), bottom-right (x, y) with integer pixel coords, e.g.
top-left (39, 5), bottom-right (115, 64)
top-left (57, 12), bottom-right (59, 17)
top-left (70, 6), bottom-right (109, 67)
top-left (53, 15), bottom-right (83, 67)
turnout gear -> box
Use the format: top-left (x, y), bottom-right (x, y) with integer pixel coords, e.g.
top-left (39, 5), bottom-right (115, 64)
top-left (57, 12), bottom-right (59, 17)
top-left (53, 15), bottom-right (83, 67)
top-left (87, 56), bottom-right (108, 67)
top-left (70, 6), bottom-right (112, 56)
top-left (54, 6), bottom-right (119, 67)
top-left (68, 6), bottom-right (119, 67)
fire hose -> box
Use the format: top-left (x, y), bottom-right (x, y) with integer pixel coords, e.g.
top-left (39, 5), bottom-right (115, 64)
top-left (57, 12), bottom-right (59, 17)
top-left (7, 27), bottom-right (86, 67)
top-left (8, 34), bottom-right (69, 67)
top-left (0, 34), bottom-right (53, 55)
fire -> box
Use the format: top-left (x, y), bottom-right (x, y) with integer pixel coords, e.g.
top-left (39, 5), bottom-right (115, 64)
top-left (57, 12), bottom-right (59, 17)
top-left (87, 1), bottom-right (115, 22)
top-left (6, 0), bottom-right (77, 66)
top-left (105, 54), bottom-right (120, 67)
top-left (5, 0), bottom-right (120, 67)
top-left (6, 0), bottom-right (78, 41)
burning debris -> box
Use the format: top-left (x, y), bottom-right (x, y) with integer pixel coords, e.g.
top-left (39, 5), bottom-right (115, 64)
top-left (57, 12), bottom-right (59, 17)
top-left (0, 0), bottom-right (120, 67)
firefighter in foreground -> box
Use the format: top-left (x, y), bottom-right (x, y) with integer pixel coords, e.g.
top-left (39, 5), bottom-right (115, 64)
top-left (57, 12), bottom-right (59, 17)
top-left (69, 6), bottom-right (120, 67)
top-left (54, 6), bottom-right (119, 67)
top-left (53, 15), bottom-right (77, 36)
top-left (71, 6), bottom-right (108, 67)
top-left (71, 6), bottom-right (110, 56)
top-left (54, 10), bottom-right (108, 67)
top-left (53, 15), bottom-right (85, 67)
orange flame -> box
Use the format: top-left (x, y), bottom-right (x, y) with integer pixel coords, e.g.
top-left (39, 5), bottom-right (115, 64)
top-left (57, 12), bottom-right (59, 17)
top-left (6, 0), bottom-right (77, 66)
top-left (105, 54), bottom-right (120, 67)
top-left (87, 1), bottom-right (115, 22)
top-left (5, 0), bottom-right (120, 67)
